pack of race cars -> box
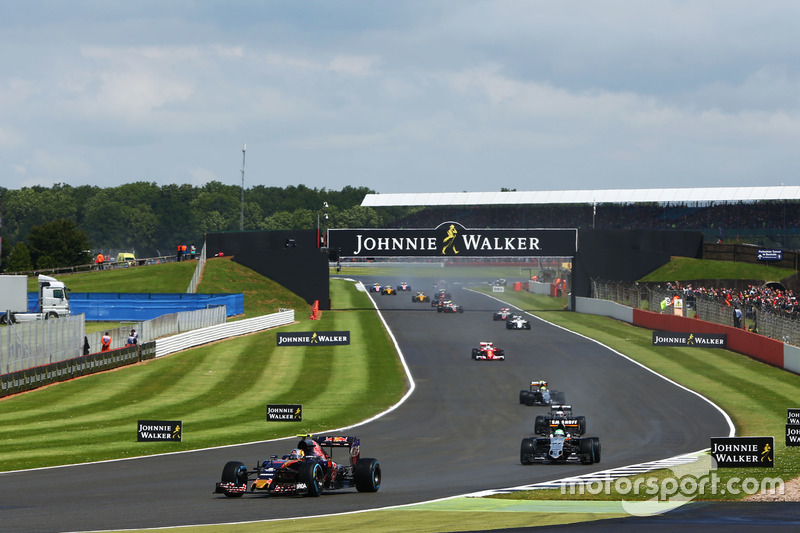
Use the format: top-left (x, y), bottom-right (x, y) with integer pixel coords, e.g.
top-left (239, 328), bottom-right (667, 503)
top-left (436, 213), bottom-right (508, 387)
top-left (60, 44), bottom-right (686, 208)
top-left (216, 281), bottom-right (600, 499)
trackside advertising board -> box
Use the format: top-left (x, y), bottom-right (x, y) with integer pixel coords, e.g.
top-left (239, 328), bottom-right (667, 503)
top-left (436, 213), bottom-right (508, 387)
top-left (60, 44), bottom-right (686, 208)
top-left (710, 437), bottom-right (774, 467)
top-left (327, 222), bottom-right (577, 257)
top-left (138, 420), bottom-right (182, 442)
top-left (652, 331), bottom-right (727, 348)
top-left (787, 409), bottom-right (800, 447)
top-left (276, 331), bottom-right (350, 346)
top-left (267, 404), bottom-right (302, 421)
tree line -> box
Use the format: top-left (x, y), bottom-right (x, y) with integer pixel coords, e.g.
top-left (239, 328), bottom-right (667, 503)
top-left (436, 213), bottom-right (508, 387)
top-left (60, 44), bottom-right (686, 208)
top-left (0, 182), bottom-right (414, 272)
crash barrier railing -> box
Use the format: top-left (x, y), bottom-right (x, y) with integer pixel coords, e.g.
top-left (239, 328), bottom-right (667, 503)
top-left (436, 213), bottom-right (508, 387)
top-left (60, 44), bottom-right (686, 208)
top-left (591, 279), bottom-right (800, 348)
top-left (0, 342), bottom-right (156, 398)
top-left (0, 315), bottom-right (85, 375)
top-left (186, 241), bottom-right (208, 294)
top-left (155, 309), bottom-right (295, 358)
top-left (84, 305), bottom-right (228, 354)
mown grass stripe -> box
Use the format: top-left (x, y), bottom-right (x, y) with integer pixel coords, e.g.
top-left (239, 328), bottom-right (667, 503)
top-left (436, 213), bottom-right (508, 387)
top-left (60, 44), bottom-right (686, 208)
top-left (0, 279), bottom-right (408, 471)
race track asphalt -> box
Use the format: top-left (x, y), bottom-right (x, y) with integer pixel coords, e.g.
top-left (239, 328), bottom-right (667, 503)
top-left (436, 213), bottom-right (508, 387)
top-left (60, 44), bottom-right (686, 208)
top-left (0, 276), bottom-right (732, 532)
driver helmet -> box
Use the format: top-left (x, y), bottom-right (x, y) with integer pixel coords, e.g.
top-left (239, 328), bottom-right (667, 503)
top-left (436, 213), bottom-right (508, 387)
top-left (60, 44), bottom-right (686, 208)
top-left (540, 385), bottom-right (547, 391)
top-left (555, 410), bottom-right (565, 417)
top-left (553, 429), bottom-right (566, 438)
top-left (288, 448), bottom-right (305, 460)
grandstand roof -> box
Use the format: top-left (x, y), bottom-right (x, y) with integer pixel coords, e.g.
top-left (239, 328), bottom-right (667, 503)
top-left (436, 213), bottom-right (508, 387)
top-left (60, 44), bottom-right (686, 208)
top-left (361, 186), bottom-right (800, 207)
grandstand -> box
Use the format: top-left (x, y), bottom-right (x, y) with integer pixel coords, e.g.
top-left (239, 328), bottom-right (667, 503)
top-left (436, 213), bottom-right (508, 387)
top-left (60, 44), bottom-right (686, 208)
top-left (362, 186), bottom-right (800, 250)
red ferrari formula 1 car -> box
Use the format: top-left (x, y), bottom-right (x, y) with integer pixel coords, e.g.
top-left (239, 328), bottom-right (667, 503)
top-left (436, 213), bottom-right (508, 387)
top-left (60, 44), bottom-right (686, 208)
top-left (214, 434), bottom-right (381, 498)
top-left (471, 341), bottom-right (505, 360)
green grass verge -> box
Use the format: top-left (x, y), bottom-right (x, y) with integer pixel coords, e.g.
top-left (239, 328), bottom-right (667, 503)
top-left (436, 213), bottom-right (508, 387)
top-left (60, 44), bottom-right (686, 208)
top-left (0, 278), bottom-right (405, 471)
top-left (639, 256), bottom-right (796, 282)
top-left (472, 286), bottom-right (800, 502)
top-left (49, 260), bottom-right (199, 292)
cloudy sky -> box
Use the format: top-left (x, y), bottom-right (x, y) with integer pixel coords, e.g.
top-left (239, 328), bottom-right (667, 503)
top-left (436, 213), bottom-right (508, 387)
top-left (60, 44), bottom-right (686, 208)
top-left (1, 1), bottom-right (799, 195)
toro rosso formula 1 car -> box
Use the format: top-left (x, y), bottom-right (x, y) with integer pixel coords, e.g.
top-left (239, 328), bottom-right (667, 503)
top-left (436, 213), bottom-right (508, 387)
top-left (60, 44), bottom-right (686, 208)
top-left (506, 315), bottom-right (531, 330)
top-left (533, 405), bottom-right (587, 436)
top-left (431, 290), bottom-right (452, 307)
top-left (471, 341), bottom-right (505, 360)
top-left (214, 435), bottom-right (381, 498)
top-left (520, 433), bottom-right (601, 465)
top-left (519, 380), bottom-right (565, 406)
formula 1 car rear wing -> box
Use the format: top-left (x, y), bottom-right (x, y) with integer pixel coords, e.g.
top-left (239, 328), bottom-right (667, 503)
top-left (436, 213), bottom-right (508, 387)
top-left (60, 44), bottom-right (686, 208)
top-left (299, 434), bottom-right (361, 464)
top-left (530, 380), bottom-right (548, 389)
top-left (312, 435), bottom-right (360, 447)
top-left (550, 404), bottom-right (573, 413)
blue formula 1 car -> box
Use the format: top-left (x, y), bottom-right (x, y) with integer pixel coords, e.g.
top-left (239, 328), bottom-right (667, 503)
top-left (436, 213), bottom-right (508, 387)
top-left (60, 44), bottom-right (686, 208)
top-left (215, 434), bottom-right (381, 497)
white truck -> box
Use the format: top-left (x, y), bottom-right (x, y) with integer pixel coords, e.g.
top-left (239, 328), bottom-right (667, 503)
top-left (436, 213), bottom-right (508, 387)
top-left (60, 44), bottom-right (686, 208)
top-left (0, 274), bottom-right (71, 324)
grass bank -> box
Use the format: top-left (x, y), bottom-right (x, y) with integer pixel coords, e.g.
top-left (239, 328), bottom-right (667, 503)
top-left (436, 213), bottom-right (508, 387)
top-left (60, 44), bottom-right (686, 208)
top-left (0, 278), bottom-right (405, 471)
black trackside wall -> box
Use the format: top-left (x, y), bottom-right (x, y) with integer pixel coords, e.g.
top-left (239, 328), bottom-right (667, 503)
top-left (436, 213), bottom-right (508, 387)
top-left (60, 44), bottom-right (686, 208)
top-left (205, 230), bottom-right (330, 310)
top-left (572, 229), bottom-right (704, 299)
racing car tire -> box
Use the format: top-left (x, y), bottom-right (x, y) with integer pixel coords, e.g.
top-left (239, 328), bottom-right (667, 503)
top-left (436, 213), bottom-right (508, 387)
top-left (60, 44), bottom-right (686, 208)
top-left (220, 461), bottom-right (248, 497)
top-left (524, 323), bottom-right (531, 330)
top-left (591, 438), bottom-right (601, 463)
top-left (520, 438), bottom-right (535, 465)
top-left (506, 322), bottom-right (513, 329)
top-left (519, 390), bottom-right (530, 404)
top-left (299, 461), bottom-right (325, 497)
top-left (354, 458), bottom-right (381, 492)
top-left (534, 415), bottom-right (546, 434)
top-left (437, 307), bottom-right (443, 312)
top-left (579, 438), bottom-right (595, 465)
top-left (577, 416), bottom-right (587, 435)
top-left (458, 307), bottom-right (464, 313)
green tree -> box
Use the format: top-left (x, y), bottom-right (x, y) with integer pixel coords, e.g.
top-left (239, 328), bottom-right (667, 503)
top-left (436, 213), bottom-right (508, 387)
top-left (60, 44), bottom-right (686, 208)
top-left (334, 206), bottom-right (382, 228)
top-left (262, 211), bottom-right (295, 230)
top-left (27, 219), bottom-right (92, 268)
top-left (4, 242), bottom-right (33, 272)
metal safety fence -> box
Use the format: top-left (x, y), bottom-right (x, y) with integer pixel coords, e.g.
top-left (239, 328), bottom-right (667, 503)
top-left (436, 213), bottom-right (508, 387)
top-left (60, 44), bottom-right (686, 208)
top-left (187, 241), bottom-right (208, 294)
top-left (2, 306), bottom-right (228, 375)
top-left (591, 279), bottom-right (800, 347)
top-left (84, 305), bottom-right (228, 354)
top-left (0, 315), bottom-right (85, 375)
